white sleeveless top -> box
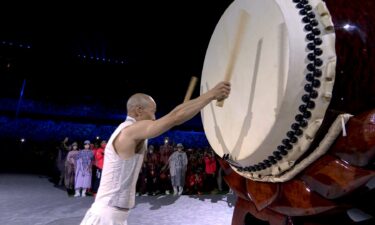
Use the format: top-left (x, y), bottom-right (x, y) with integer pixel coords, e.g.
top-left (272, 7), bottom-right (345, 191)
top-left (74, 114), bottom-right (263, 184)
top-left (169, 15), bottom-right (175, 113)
top-left (92, 116), bottom-right (146, 209)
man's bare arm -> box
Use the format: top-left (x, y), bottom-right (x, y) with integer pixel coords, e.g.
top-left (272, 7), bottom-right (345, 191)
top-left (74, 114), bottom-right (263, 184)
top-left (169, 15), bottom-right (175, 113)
top-left (127, 81), bottom-right (230, 141)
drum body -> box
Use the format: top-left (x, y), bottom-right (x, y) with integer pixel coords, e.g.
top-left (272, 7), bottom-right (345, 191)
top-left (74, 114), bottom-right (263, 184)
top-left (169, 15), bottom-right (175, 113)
top-left (202, 0), bottom-right (375, 224)
top-left (201, 0), bottom-right (375, 180)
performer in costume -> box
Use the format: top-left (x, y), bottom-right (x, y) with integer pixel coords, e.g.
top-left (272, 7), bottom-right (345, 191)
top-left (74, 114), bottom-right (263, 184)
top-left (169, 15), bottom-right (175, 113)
top-left (80, 81), bottom-right (230, 225)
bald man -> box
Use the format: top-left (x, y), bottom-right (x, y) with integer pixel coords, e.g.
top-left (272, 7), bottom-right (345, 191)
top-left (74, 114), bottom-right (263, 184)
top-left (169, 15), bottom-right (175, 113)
top-left (80, 81), bottom-right (230, 225)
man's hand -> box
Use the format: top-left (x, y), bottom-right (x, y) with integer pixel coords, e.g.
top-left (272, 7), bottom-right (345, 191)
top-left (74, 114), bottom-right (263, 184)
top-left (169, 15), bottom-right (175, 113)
top-left (209, 81), bottom-right (231, 101)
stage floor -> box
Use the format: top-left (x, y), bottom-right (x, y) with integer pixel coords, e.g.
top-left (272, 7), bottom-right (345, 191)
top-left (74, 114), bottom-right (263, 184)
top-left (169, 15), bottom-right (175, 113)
top-left (0, 174), bottom-right (235, 225)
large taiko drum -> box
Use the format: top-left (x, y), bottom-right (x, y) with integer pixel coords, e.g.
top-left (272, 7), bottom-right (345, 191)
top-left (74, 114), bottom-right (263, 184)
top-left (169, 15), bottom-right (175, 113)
top-left (201, 0), bottom-right (375, 182)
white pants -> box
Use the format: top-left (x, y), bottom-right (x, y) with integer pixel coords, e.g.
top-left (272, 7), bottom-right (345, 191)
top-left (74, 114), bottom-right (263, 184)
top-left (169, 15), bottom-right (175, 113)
top-left (80, 205), bottom-right (129, 225)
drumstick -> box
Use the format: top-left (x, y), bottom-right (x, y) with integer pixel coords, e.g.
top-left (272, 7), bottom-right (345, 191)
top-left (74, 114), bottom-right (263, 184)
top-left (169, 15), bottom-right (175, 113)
top-left (183, 76), bottom-right (198, 102)
top-left (216, 10), bottom-right (250, 107)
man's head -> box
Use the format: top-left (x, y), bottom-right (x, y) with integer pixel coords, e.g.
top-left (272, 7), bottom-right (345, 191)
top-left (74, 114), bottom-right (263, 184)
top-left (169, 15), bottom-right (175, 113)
top-left (71, 142), bottom-right (78, 150)
top-left (100, 140), bottom-right (107, 149)
top-left (177, 143), bottom-right (184, 151)
top-left (84, 140), bottom-right (90, 149)
top-left (126, 93), bottom-right (156, 121)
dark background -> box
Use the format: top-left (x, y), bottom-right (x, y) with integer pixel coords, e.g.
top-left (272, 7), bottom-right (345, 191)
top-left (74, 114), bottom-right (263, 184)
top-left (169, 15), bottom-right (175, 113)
top-left (0, 1), bottom-right (233, 116)
top-left (0, 0), bottom-right (234, 173)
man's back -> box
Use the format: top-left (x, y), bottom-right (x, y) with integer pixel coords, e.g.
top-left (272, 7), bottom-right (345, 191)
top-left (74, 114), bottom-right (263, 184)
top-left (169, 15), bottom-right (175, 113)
top-left (93, 118), bottom-right (146, 210)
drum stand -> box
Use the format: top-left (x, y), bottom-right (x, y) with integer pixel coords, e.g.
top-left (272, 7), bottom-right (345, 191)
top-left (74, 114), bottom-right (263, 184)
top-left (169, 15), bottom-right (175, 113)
top-left (219, 109), bottom-right (375, 225)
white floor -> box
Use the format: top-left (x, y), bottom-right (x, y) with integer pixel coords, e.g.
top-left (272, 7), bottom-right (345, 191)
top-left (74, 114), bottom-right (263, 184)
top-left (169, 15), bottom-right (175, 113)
top-left (0, 174), bottom-right (235, 225)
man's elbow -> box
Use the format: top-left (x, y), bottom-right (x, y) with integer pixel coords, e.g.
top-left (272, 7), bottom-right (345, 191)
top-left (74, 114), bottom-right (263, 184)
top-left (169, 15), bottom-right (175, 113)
top-left (169, 110), bottom-right (185, 126)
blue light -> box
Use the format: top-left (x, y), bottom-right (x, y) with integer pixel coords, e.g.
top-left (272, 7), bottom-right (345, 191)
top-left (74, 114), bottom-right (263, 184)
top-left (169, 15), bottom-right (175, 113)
top-left (20, 79), bottom-right (26, 97)
top-left (27, 45), bottom-right (31, 49)
top-left (102, 58), bottom-right (106, 61)
top-left (83, 55), bottom-right (86, 58)
top-left (343, 24), bottom-right (351, 30)
top-left (90, 56), bottom-right (94, 59)
top-left (16, 79), bottom-right (27, 119)
top-left (96, 57), bottom-right (99, 60)
top-left (121, 61), bottom-right (124, 64)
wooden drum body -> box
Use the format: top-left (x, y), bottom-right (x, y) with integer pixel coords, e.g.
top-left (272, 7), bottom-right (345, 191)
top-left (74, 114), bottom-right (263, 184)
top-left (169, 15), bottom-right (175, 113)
top-left (201, 0), bottom-right (375, 224)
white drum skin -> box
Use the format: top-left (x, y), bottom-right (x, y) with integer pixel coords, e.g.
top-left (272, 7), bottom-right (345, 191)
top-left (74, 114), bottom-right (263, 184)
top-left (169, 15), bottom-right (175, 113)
top-left (201, 0), bottom-right (336, 178)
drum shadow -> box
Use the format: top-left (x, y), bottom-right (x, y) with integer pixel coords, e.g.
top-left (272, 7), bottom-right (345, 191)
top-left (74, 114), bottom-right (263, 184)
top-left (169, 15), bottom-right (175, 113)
top-left (276, 22), bottom-right (288, 115)
top-left (188, 193), bottom-right (237, 208)
top-left (135, 195), bottom-right (180, 210)
top-left (204, 38), bottom-right (263, 160)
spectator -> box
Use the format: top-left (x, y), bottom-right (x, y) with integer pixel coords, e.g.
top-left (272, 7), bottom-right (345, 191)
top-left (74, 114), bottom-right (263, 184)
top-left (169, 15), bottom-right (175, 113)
top-left (167, 143), bottom-right (188, 195)
top-left (65, 142), bottom-right (79, 195)
top-left (56, 137), bottom-right (69, 186)
top-left (204, 150), bottom-right (217, 193)
top-left (74, 140), bottom-right (94, 197)
top-left (92, 140), bottom-right (106, 194)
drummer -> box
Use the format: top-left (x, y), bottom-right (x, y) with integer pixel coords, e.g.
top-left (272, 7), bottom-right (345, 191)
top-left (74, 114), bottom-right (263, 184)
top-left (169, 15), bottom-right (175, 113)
top-left (80, 81), bottom-right (230, 225)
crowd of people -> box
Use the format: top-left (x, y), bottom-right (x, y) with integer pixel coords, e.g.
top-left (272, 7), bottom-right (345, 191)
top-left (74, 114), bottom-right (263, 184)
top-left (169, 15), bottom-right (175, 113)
top-left (55, 137), bottom-right (107, 197)
top-left (55, 136), bottom-right (227, 197)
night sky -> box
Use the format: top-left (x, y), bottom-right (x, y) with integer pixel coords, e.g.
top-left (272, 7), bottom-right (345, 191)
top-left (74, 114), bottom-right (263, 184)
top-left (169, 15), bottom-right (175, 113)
top-left (0, 1), bottom-right (235, 173)
top-left (0, 1), bottom-right (234, 119)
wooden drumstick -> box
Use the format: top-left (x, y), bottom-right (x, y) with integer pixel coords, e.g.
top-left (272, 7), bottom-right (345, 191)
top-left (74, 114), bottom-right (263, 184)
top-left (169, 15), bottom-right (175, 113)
top-left (216, 10), bottom-right (250, 107)
top-left (183, 76), bottom-right (198, 102)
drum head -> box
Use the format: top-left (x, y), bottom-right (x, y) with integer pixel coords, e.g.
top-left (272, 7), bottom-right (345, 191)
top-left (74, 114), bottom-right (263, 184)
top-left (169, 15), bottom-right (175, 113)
top-left (201, 0), bottom-right (337, 177)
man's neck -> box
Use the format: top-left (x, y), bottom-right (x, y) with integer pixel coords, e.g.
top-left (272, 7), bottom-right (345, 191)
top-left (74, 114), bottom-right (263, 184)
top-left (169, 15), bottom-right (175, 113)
top-left (126, 115), bottom-right (137, 122)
